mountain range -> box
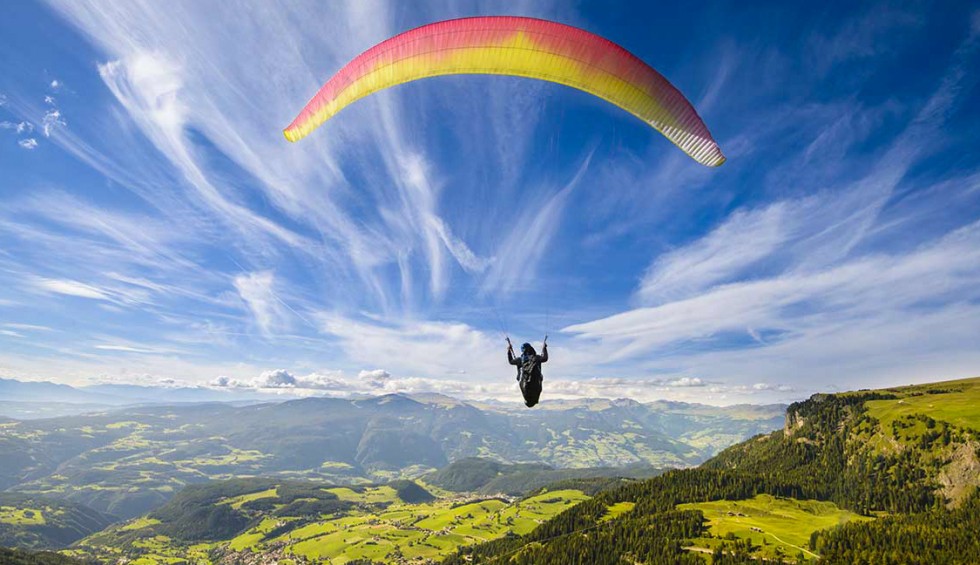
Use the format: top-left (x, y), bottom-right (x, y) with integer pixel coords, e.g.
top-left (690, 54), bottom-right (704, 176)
top-left (0, 378), bottom-right (784, 520)
top-left (0, 378), bottom-right (276, 419)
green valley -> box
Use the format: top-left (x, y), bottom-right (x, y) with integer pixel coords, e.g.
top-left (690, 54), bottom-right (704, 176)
top-left (69, 479), bottom-right (591, 564)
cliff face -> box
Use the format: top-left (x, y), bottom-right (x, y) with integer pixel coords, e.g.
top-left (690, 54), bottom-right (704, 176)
top-left (783, 393), bottom-right (831, 436)
top-left (938, 440), bottom-right (980, 505)
top-left (783, 409), bottom-right (805, 436)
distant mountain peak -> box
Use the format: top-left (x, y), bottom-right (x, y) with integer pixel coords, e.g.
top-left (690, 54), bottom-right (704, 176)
top-left (404, 392), bottom-right (470, 407)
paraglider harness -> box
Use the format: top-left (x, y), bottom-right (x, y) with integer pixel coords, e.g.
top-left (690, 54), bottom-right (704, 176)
top-left (508, 337), bottom-right (547, 408)
top-left (519, 351), bottom-right (539, 384)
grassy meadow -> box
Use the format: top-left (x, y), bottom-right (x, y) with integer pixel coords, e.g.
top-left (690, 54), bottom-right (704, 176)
top-left (679, 494), bottom-right (871, 561)
top-left (865, 377), bottom-right (980, 431)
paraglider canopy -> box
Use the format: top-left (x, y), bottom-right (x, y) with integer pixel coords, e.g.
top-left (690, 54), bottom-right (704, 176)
top-left (285, 16), bottom-right (725, 167)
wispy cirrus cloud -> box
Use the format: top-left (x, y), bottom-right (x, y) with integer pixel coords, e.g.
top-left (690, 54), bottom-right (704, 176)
top-left (233, 271), bottom-right (292, 337)
top-left (481, 149), bottom-right (594, 296)
top-left (96, 52), bottom-right (311, 252)
top-left (35, 278), bottom-right (111, 300)
top-left (3, 323), bottom-right (54, 332)
top-left (638, 203), bottom-right (788, 304)
top-left (564, 24), bottom-right (980, 391)
top-left (45, 0), bottom-right (526, 311)
top-left (0, 2), bottom-right (976, 405)
top-left (805, 5), bottom-right (923, 76)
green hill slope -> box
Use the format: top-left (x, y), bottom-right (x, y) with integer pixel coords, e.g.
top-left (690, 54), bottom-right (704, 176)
top-left (442, 376), bottom-right (980, 564)
top-left (708, 377), bottom-right (980, 510)
top-left (0, 494), bottom-right (114, 550)
top-left (0, 546), bottom-right (96, 565)
top-left (427, 457), bottom-right (663, 496)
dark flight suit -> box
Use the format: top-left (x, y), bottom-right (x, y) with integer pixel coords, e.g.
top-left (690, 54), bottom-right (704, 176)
top-left (509, 344), bottom-right (548, 407)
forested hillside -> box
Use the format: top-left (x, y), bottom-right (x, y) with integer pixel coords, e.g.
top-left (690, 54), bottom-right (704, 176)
top-left (0, 546), bottom-right (95, 565)
top-left (426, 458), bottom-right (662, 495)
top-left (444, 377), bottom-right (980, 564)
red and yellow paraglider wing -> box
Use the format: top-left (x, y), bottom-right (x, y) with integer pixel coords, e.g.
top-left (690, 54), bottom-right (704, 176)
top-left (284, 16), bottom-right (724, 167)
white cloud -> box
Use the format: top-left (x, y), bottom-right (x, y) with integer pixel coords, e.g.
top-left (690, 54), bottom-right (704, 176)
top-left (318, 313), bottom-right (502, 379)
top-left (25, 274), bottom-right (171, 308)
top-left (96, 51), bottom-right (309, 251)
top-left (300, 371), bottom-right (348, 390)
top-left (387, 152), bottom-right (490, 298)
top-left (18, 138), bottom-right (38, 149)
top-left (50, 80), bottom-right (61, 89)
top-left (41, 109), bottom-right (65, 136)
top-left (567, 219), bottom-right (980, 355)
top-left (358, 369), bottom-right (391, 385)
top-left (1, 121), bottom-right (33, 134)
top-left (2, 190), bottom-right (199, 275)
top-left (95, 344), bottom-right (161, 353)
top-left (254, 368), bottom-right (296, 388)
top-left (515, 376), bottom-right (784, 404)
top-left (751, 382), bottom-right (792, 392)
top-left (3, 323), bottom-right (53, 332)
top-left (669, 377), bottom-right (704, 387)
top-left (233, 271), bottom-right (290, 336)
top-left (806, 7), bottom-right (921, 75)
top-left (0, 330), bottom-right (25, 338)
top-left (481, 150), bottom-right (594, 295)
top-left (199, 357), bottom-right (746, 404)
top-left (638, 203), bottom-right (788, 304)
top-left (210, 375), bottom-right (242, 388)
top-left (35, 278), bottom-right (111, 300)
top-left (208, 368), bottom-right (347, 392)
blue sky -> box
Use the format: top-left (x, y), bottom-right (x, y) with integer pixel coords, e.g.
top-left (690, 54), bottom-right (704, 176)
top-left (1, 1), bottom-right (978, 404)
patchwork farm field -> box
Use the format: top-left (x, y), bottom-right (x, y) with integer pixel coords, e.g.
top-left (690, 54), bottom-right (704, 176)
top-left (678, 494), bottom-right (871, 561)
top-left (0, 506), bottom-right (46, 526)
top-left (72, 482), bottom-right (589, 564)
